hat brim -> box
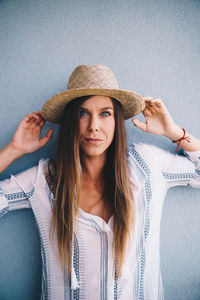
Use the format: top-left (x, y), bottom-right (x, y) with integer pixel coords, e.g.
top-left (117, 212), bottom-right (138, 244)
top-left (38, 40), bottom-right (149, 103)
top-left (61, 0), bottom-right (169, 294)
top-left (42, 88), bottom-right (145, 123)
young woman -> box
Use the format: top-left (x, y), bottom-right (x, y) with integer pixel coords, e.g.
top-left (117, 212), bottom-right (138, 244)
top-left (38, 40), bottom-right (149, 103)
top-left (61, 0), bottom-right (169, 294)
top-left (0, 64), bottom-right (200, 300)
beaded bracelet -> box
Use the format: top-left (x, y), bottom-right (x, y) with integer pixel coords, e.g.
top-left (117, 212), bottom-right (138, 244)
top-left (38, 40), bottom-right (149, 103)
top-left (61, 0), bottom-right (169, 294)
top-left (172, 128), bottom-right (191, 152)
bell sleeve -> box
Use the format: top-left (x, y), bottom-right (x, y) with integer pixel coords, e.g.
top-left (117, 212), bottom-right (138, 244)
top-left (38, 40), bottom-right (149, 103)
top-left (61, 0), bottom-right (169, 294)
top-left (162, 148), bottom-right (200, 189)
top-left (145, 143), bottom-right (200, 189)
top-left (128, 143), bottom-right (200, 190)
top-left (0, 162), bottom-right (42, 218)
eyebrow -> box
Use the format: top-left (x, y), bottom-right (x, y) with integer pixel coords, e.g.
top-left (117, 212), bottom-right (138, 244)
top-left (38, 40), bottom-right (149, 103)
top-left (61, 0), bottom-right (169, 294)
top-left (80, 106), bottom-right (114, 111)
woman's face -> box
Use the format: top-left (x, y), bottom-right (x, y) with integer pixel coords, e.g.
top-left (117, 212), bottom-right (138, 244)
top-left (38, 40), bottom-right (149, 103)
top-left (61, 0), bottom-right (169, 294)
top-left (79, 95), bottom-right (115, 159)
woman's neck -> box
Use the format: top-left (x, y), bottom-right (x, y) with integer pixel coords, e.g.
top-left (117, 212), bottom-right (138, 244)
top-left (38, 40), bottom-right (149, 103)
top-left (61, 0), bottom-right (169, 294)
top-left (81, 154), bottom-right (106, 182)
top-left (79, 153), bottom-right (112, 220)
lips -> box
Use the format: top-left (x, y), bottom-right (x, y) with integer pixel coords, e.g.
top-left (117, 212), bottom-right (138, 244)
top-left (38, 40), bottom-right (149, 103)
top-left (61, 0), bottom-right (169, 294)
top-left (86, 138), bottom-right (103, 141)
top-left (83, 137), bottom-right (104, 144)
top-left (84, 136), bottom-right (104, 141)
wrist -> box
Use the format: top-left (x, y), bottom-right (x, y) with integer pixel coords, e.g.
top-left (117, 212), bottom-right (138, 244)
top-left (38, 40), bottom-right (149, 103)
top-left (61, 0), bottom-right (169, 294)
top-left (5, 143), bottom-right (25, 159)
top-left (0, 143), bottom-right (24, 173)
top-left (164, 125), bottom-right (184, 141)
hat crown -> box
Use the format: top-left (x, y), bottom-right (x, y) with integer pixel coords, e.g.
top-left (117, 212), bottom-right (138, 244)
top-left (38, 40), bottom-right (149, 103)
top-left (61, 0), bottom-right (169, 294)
top-left (67, 64), bottom-right (119, 90)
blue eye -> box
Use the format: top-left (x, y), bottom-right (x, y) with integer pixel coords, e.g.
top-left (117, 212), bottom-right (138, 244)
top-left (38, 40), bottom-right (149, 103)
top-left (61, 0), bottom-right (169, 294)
top-left (101, 111), bottom-right (111, 117)
top-left (80, 110), bottom-right (87, 117)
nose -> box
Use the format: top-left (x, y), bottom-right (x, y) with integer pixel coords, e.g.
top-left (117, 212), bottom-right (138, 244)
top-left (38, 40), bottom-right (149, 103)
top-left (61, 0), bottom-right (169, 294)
top-left (88, 115), bottom-right (99, 132)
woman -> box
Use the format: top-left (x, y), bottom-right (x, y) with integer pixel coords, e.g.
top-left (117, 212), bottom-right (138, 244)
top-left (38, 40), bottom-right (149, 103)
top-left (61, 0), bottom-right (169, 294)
top-left (0, 64), bottom-right (200, 300)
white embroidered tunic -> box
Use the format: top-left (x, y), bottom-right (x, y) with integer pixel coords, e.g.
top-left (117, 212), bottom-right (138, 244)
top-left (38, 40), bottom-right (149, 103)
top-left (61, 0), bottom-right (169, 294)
top-left (0, 143), bottom-right (200, 300)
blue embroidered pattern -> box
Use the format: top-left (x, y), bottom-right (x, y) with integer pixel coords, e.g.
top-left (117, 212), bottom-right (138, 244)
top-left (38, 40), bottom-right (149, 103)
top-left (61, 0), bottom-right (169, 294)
top-left (139, 249), bottom-right (146, 300)
top-left (128, 146), bottom-right (151, 178)
top-left (5, 190), bottom-right (34, 201)
top-left (0, 186), bottom-right (9, 217)
top-left (72, 233), bottom-right (80, 300)
top-left (88, 219), bottom-right (108, 300)
top-left (128, 146), bottom-right (151, 300)
top-left (162, 172), bottom-right (194, 181)
top-left (0, 187), bottom-right (48, 298)
top-left (144, 182), bottom-right (151, 240)
top-left (114, 262), bottom-right (118, 300)
top-left (40, 239), bottom-right (49, 300)
top-left (6, 187), bottom-right (48, 300)
top-left (0, 206), bottom-right (9, 217)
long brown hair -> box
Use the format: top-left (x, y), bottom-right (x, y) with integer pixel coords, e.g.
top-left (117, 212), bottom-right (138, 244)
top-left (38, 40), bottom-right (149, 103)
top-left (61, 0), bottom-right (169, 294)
top-left (46, 95), bottom-right (135, 280)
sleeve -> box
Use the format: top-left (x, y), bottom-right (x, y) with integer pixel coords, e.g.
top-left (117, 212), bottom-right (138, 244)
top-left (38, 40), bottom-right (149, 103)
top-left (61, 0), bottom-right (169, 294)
top-left (147, 144), bottom-right (200, 189)
top-left (0, 159), bottom-right (47, 218)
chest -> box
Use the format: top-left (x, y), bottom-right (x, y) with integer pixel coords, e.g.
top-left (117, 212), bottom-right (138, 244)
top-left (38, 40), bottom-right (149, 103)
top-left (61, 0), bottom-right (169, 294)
top-left (79, 181), bottom-right (112, 223)
top-left (70, 219), bottom-right (136, 300)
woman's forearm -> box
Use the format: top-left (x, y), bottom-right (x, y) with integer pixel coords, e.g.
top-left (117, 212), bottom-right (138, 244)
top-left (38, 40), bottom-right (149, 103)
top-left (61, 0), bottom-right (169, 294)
top-left (137, 98), bottom-right (200, 152)
top-left (165, 124), bottom-right (200, 152)
top-left (0, 112), bottom-right (53, 174)
top-left (0, 144), bottom-right (23, 173)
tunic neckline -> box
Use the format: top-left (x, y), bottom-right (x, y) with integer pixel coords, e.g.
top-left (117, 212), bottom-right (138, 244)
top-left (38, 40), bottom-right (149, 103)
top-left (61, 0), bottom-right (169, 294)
top-left (79, 207), bottom-right (114, 232)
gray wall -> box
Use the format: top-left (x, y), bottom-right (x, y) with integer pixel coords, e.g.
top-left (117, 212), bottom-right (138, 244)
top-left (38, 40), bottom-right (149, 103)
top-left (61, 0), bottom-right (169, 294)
top-left (0, 0), bottom-right (200, 299)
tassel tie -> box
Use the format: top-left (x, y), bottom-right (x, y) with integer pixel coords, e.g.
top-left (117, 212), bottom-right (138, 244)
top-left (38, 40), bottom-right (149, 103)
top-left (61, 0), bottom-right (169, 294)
top-left (70, 234), bottom-right (80, 290)
top-left (172, 128), bottom-right (191, 152)
top-left (70, 249), bottom-right (132, 290)
top-left (71, 266), bottom-right (80, 290)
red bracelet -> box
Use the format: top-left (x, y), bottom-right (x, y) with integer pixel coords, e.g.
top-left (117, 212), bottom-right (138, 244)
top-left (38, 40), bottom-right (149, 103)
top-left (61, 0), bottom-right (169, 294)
top-left (172, 128), bottom-right (191, 152)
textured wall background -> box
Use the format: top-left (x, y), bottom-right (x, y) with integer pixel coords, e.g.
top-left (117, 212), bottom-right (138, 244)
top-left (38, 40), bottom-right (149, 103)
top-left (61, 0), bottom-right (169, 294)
top-left (0, 0), bottom-right (200, 299)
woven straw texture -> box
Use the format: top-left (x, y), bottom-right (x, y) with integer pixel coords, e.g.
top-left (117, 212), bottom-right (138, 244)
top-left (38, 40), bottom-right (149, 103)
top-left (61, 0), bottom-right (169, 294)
top-left (42, 64), bottom-right (145, 123)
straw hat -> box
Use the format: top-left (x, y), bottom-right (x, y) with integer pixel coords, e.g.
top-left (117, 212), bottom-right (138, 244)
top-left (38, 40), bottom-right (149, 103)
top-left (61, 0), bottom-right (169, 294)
top-left (42, 64), bottom-right (145, 123)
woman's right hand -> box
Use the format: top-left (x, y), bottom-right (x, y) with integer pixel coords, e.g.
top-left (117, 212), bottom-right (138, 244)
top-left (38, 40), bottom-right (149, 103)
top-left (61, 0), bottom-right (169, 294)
top-left (8, 111), bottom-right (54, 156)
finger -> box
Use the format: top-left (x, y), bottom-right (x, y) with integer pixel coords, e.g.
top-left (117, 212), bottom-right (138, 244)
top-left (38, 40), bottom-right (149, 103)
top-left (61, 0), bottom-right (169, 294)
top-left (155, 99), bottom-right (165, 108)
top-left (144, 100), bottom-right (162, 112)
top-left (33, 114), bottom-right (46, 128)
top-left (144, 100), bottom-right (155, 108)
top-left (143, 96), bottom-right (161, 100)
top-left (24, 114), bottom-right (34, 121)
top-left (142, 109), bottom-right (151, 117)
top-left (38, 119), bottom-right (45, 128)
top-left (142, 96), bottom-right (154, 100)
top-left (154, 101), bottom-right (162, 108)
top-left (150, 99), bottom-right (164, 110)
top-left (144, 97), bottom-right (162, 104)
top-left (146, 101), bottom-right (154, 108)
top-left (39, 128), bottom-right (54, 147)
top-left (25, 114), bottom-right (44, 128)
top-left (46, 128), bottom-right (54, 139)
top-left (29, 114), bottom-right (41, 123)
top-left (150, 98), bottom-right (162, 104)
top-left (147, 98), bottom-right (162, 104)
top-left (26, 117), bottom-right (41, 129)
top-left (31, 112), bottom-right (45, 120)
top-left (132, 118), bottom-right (147, 132)
top-left (145, 98), bottom-right (158, 106)
top-left (24, 112), bottom-right (44, 122)
top-left (21, 116), bottom-right (35, 128)
top-left (32, 115), bottom-right (44, 126)
top-left (31, 111), bottom-right (44, 117)
top-left (24, 113), bottom-right (39, 122)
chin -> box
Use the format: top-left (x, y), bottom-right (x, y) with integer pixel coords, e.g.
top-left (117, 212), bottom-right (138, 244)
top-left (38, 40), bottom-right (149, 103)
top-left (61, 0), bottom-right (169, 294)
top-left (83, 149), bottom-right (106, 158)
top-left (80, 145), bottom-right (108, 158)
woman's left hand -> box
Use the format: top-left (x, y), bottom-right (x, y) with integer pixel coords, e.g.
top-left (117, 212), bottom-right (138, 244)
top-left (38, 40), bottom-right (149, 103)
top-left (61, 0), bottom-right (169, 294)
top-left (132, 97), bottom-right (177, 136)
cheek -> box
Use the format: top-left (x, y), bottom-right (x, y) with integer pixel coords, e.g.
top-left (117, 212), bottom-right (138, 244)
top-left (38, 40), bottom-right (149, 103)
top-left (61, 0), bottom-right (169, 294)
top-left (79, 119), bottom-right (87, 135)
top-left (106, 120), bottom-right (115, 142)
